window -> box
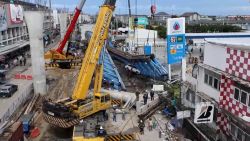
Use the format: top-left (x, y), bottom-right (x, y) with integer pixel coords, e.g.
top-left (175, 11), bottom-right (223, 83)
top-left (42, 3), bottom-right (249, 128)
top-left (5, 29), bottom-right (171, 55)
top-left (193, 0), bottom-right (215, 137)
top-left (240, 91), bottom-right (247, 105)
top-left (213, 78), bottom-right (219, 89)
top-left (246, 134), bottom-right (250, 141)
top-left (248, 95), bottom-right (250, 107)
top-left (237, 128), bottom-right (243, 141)
top-left (204, 74), bottom-right (208, 83)
top-left (231, 123), bottom-right (237, 137)
top-left (209, 76), bottom-right (213, 86)
top-left (191, 93), bottom-right (195, 104)
top-left (204, 70), bottom-right (220, 91)
top-left (186, 92), bottom-right (190, 101)
top-left (101, 97), bottom-right (105, 103)
top-left (234, 88), bottom-right (240, 101)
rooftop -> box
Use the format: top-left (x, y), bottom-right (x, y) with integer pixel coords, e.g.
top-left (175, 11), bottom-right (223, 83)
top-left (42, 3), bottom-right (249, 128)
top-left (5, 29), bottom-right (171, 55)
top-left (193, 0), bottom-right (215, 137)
top-left (205, 38), bottom-right (250, 51)
top-left (155, 12), bottom-right (170, 16)
top-left (181, 12), bottom-right (200, 17)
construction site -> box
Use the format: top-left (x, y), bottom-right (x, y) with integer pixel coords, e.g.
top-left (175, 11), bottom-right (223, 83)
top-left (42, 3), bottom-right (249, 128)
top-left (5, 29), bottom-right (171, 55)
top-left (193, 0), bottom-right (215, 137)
top-left (1, 0), bottom-right (250, 141)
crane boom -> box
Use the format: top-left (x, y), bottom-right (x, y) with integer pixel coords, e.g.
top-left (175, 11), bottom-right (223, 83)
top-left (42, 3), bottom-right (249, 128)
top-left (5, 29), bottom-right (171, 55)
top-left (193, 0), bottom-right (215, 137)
top-left (56, 0), bottom-right (87, 54)
top-left (42, 0), bottom-right (116, 129)
top-left (72, 2), bottom-right (115, 100)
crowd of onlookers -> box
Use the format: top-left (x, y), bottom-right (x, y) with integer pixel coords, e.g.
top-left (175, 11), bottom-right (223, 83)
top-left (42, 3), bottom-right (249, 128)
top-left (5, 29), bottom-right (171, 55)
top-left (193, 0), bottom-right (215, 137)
top-left (0, 53), bottom-right (29, 71)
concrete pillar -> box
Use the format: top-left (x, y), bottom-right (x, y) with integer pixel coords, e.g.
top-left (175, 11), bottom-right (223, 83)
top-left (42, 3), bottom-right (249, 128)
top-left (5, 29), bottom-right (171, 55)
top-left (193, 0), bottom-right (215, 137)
top-left (181, 58), bottom-right (186, 81)
top-left (58, 13), bottom-right (67, 40)
top-left (24, 11), bottom-right (47, 95)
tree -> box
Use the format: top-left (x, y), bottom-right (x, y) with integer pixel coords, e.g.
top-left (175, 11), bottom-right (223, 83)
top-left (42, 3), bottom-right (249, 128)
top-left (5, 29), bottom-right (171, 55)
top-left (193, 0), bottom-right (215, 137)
top-left (155, 25), bottom-right (166, 39)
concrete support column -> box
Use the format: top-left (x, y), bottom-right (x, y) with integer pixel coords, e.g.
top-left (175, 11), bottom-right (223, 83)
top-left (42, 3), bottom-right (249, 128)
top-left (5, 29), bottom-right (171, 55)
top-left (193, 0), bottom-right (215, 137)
top-left (58, 13), bottom-right (67, 40)
top-left (182, 58), bottom-right (186, 81)
top-left (25, 11), bottom-right (47, 95)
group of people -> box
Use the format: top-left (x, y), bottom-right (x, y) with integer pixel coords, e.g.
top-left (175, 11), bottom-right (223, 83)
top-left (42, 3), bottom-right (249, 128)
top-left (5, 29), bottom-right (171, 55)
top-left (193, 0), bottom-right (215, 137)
top-left (112, 106), bottom-right (126, 122)
top-left (143, 90), bottom-right (155, 105)
top-left (138, 118), bottom-right (157, 134)
top-left (135, 88), bottom-right (156, 105)
top-left (1, 54), bottom-right (27, 70)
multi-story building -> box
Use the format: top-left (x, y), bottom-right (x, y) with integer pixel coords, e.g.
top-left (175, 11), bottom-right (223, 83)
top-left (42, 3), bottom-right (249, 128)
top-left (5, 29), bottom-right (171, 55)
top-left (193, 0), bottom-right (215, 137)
top-left (227, 15), bottom-right (250, 21)
top-left (181, 12), bottom-right (201, 22)
top-left (182, 38), bottom-right (250, 141)
top-left (0, 0), bottom-right (53, 64)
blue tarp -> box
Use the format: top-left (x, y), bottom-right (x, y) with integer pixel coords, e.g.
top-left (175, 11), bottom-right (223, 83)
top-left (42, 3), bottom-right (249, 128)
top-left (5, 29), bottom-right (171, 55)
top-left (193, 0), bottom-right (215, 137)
top-left (102, 48), bottom-right (126, 90)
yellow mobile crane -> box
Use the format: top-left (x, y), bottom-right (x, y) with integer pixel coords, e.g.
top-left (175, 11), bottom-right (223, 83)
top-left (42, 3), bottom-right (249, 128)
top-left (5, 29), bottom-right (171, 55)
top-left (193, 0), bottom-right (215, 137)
top-left (42, 0), bottom-right (116, 129)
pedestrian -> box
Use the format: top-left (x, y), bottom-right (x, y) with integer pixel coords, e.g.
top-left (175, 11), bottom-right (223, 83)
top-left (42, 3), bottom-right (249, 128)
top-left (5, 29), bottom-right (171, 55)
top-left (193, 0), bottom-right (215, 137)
top-left (112, 111), bottom-right (117, 122)
top-left (138, 120), bottom-right (145, 134)
top-left (122, 111), bottom-right (126, 120)
top-left (13, 58), bottom-right (17, 66)
top-left (148, 118), bottom-right (153, 131)
top-left (135, 88), bottom-right (140, 101)
top-left (23, 57), bottom-right (26, 66)
top-left (143, 92), bottom-right (148, 105)
top-left (199, 47), bottom-right (202, 53)
top-left (19, 59), bottom-right (22, 66)
top-left (4, 64), bottom-right (8, 70)
top-left (191, 48), bottom-right (193, 53)
top-left (150, 90), bottom-right (155, 101)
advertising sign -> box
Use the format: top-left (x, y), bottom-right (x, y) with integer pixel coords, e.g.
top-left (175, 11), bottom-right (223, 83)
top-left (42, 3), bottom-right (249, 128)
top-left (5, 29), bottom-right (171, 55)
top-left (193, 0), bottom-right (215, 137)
top-left (138, 17), bottom-right (149, 26)
top-left (6, 4), bottom-right (24, 27)
top-left (177, 110), bottom-right (191, 119)
top-left (167, 18), bottom-right (186, 64)
top-left (0, 6), bottom-right (7, 31)
top-left (167, 18), bottom-right (185, 35)
top-left (194, 102), bottom-right (214, 124)
top-left (144, 45), bottom-right (151, 55)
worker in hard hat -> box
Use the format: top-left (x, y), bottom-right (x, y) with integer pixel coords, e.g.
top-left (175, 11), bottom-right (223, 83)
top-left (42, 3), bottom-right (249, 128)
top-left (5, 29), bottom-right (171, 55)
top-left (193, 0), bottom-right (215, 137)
top-left (97, 126), bottom-right (106, 136)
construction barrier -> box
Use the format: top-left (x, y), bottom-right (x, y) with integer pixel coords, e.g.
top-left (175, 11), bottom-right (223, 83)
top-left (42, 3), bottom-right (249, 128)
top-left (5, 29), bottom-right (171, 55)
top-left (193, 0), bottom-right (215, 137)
top-left (45, 62), bottom-right (82, 69)
top-left (30, 127), bottom-right (40, 138)
top-left (106, 134), bottom-right (135, 141)
top-left (15, 74), bottom-right (33, 80)
top-left (111, 99), bottom-right (122, 106)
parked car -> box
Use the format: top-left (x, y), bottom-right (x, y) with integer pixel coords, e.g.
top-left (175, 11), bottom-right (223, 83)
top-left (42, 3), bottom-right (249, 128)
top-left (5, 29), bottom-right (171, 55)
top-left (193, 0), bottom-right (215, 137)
top-left (0, 84), bottom-right (18, 97)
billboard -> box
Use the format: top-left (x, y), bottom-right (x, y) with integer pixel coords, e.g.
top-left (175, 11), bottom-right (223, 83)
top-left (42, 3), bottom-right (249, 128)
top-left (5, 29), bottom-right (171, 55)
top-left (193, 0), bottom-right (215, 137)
top-left (194, 102), bottom-right (214, 124)
top-left (6, 4), bottom-right (24, 27)
top-left (167, 18), bottom-right (185, 35)
top-left (0, 5), bottom-right (7, 31)
top-left (130, 17), bottom-right (149, 29)
top-left (166, 18), bottom-right (186, 64)
top-left (138, 17), bottom-right (149, 26)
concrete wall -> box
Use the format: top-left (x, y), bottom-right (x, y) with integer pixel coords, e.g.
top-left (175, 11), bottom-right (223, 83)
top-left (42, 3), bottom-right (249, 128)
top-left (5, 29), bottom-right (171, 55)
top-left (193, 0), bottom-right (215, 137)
top-left (204, 43), bottom-right (227, 71)
top-left (135, 29), bottom-right (158, 39)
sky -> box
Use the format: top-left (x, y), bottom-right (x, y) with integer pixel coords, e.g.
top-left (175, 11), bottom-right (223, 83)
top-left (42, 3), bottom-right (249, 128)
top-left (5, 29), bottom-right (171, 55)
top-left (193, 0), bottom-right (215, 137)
top-left (51, 0), bottom-right (250, 16)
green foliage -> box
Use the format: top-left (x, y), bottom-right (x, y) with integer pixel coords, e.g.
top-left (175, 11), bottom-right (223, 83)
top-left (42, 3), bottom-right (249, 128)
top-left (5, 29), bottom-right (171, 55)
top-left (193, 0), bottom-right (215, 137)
top-left (155, 25), bottom-right (166, 39)
top-left (186, 24), bottom-right (242, 33)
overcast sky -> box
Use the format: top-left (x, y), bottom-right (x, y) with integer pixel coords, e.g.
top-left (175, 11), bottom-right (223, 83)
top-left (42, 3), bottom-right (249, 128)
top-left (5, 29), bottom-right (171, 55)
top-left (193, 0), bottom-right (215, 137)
top-left (51, 0), bottom-right (250, 16)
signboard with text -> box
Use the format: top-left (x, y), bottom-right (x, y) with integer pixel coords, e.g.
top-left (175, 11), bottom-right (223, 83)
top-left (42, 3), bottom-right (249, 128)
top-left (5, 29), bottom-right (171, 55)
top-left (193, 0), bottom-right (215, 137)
top-left (166, 18), bottom-right (186, 64)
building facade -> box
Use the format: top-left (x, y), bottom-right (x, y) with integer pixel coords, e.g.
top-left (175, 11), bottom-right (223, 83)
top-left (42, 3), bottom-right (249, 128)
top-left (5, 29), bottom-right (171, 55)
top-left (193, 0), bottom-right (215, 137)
top-left (182, 39), bottom-right (250, 141)
top-left (181, 12), bottom-right (201, 22)
top-left (0, 1), bottom-right (54, 63)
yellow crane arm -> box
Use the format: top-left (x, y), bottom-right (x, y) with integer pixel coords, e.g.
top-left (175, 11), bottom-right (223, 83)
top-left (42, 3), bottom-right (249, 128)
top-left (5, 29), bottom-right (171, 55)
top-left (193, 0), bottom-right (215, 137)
top-left (72, 1), bottom-right (116, 100)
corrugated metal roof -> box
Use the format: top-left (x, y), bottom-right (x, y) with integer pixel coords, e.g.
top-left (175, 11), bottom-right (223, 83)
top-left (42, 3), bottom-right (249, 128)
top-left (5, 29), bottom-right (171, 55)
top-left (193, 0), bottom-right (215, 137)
top-left (205, 38), bottom-right (250, 51)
